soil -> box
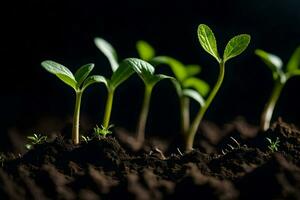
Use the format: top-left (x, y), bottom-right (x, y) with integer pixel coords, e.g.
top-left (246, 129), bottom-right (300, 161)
top-left (1, 119), bottom-right (300, 200)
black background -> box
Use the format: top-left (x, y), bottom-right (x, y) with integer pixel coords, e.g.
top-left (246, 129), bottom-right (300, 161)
top-left (1, 0), bottom-right (300, 150)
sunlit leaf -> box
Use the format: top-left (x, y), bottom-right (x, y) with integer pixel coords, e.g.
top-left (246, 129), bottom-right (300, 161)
top-left (110, 60), bottom-right (135, 89)
top-left (183, 89), bottom-right (205, 106)
top-left (255, 49), bottom-right (283, 80)
top-left (223, 34), bottom-right (250, 62)
top-left (74, 63), bottom-right (94, 88)
top-left (41, 60), bottom-right (77, 89)
top-left (198, 24), bottom-right (220, 63)
top-left (136, 40), bottom-right (155, 61)
top-left (287, 46), bottom-right (300, 74)
top-left (94, 37), bottom-right (119, 71)
top-left (82, 75), bottom-right (108, 91)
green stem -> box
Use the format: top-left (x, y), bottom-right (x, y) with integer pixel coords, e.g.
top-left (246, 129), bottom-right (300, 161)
top-left (103, 89), bottom-right (115, 128)
top-left (72, 91), bottom-right (83, 145)
top-left (185, 61), bottom-right (225, 151)
top-left (180, 96), bottom-right (190, 136)
top-left (260, 79), bottom-right (284, 131)
top-left (136, 85), bottom-right (153, 144)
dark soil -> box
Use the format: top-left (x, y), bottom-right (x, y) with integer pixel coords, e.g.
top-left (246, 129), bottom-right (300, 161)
top-left (1, 119), bottom-right (300, 200)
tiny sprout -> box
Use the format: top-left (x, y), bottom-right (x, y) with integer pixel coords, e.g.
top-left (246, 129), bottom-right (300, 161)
top-left (266, 137), bottom-right (280, 152)
top-left (255, 47), bottom-right (300, 131)
top-left (0, 153), bottom-right (5, 167)
top-left (26, 133), bottom-right (48, 150)
top-left (122, 58), bottom-right (172, 146)
top-left (41, 61), bottom-right (104, 144)
top-left (81, 135), bottom-right (92, 143)
top-left (94, 124), bottom-right (114, 137)
top-left (94, 38), bottom-right (135, 130)
top-left (178, 24), bottom-right (251, 151)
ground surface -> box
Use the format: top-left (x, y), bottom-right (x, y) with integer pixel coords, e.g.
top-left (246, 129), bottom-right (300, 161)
top-left (1, 120), bottom-right (300, 200)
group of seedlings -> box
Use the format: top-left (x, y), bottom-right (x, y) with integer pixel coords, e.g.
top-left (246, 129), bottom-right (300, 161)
top-left (35, 24), bottom-right (300, 153)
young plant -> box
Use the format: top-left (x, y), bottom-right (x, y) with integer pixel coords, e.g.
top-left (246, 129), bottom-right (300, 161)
top-left (266, 137), bottom-right (280, 152)
top-left (122, 58), bottom-right (172, 146)
top-left (41, 61), bottom-right (104, 144)
top-left (136, 41), bottom-right (210, 141)
top-left (179, 24), bottom-right (251, 151)
top-left (94, 38), bottom-right (135, 131)
top-left (25, 133), bottom-right (48, 150)
top-left (94, 124), bottom-right (114, 137)
top-left (255, 47), bottom-right (300, 131)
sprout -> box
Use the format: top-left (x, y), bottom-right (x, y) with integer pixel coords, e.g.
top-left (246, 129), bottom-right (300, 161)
top-left (41, 61), bottom-right (104, 144)
top-left (25, 133), bottom-right (48, 149)
top-left (178, 24), bottom-right (251, 151)
top-left (266, 137), bottom-right (280, 153)
top-left (94, 124), bottom-right (114, 137)
top-left (81, 135), bottom-right (92, 143)
top-left (255, 47), bottom-right (300, 131)
top-left (122, 58), bottom-right (172, 146)
top-left (94, 38), bottom-right (135, 130)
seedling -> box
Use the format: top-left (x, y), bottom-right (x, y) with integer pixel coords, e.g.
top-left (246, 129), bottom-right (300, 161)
top-left (25, 133), bottom-right (48, 150)
top-left (94, 38), bottom-right (135, 130)
top-left (94, 124), bottom-right (114, 137)
top-left (122, 58), bottom-right (172, 146)
top-left (136, 41), bottom-right (210, 140)
top-left (41, 61), bottom-right (105, 144)
top-left (180, 24), bottom-right (251, 151)
top-left (255, 47), bottom-right (300, 131)
top-left (266, 137), bottom-right (280, 152)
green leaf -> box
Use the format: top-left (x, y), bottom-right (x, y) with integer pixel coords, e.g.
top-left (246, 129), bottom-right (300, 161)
top-left (223, 34), bottom-right (251, 62)
top-left (110, 60), bottom-right (135, 89)
top-left (74, 63), bottom-right (94, 88)
top-left (148, 74), bottom-right (173, 86)
top-left (255, 49), bottom-right (283, 79)
top-left (121, 58), bottom-right (172, 87)
top-left (82, 75), bottom-right (108, 91)
top-left (136, 40), bottom-right (155, 61)
top-left (182, 77), bottom-right (210, 97)
top-left (183, 89), bottom-right (205, 106)
top-left (151, 56), bottom-right (187, 81)
top-left (94, 38), bottom-right (119, 71)
top-left (287, 46), bottom-right (300, 74)
top-left (198, 24), bottom-right (220, 63)
top-left (41, 60), bottom-right (77, 89)
top-left (185, 65), bottom-right (201, 77)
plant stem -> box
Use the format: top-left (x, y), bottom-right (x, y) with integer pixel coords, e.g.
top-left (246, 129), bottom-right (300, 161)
top-left (180, 96), bottom-right (190, 136)
top-left (136, 85), bottom-right (153, 144)
top-left (72, 91), bottom-right (83, 145)
top-left (103, 89), bottom-right (115, 129)
top-left (260, 79), bottom-right (284, 131)
top-left (185, 61), bottom-right (225, 151)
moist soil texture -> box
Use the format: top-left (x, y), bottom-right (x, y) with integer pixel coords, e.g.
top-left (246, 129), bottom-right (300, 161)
top-left (1, 119), bottom-right (300, 200)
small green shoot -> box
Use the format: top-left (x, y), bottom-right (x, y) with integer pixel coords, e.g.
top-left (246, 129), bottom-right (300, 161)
top-left (41, 61), bottom-right (104, 144)
top-left (94, 124), bottom-right (114, 137)
top-left (26, 133), bottom-right (48, 150)
top-left (122, 58), bottom-right (172, 145)
top-left (179, 24), bottom-right (251, 151)
top-left (255, 47), bottom-right (300, 131)
top-left (94, 38), bottom-right (135, 130)
top-left (81, 135), bottom-right (92, 143)
top-left (266, 137), bottom-right (280, 152)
